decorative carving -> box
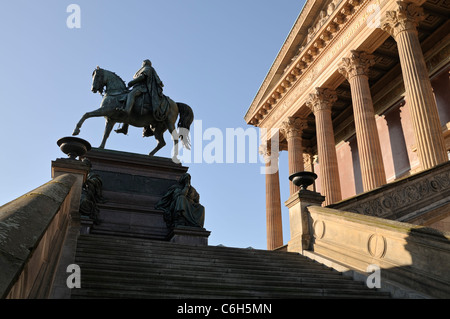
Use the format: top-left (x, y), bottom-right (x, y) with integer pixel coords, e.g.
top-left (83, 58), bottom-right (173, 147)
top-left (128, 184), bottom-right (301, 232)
top-left (382, 1), bottom-right (425, 39)
top-left (334, 13), bottom-right (346, 24)
top-left (281, 117), bottom-right (308, 139)
top-left (338, 50), bottom-right (375, 80)
top-left (306, 87), bottom-right (338, 114)
top-left (327, 22), bottom-right (338, 33)
top-left (313, 220), bottom-right (326, 239)
top-left (327, 2), bottom-right (336, 15)
top-left (303, 152), bottom-right (313, 166)
top-left (367, 234), bottom-right (387, 258)
top-left (340, 168), bottom-right (450, 218)
top-left (79, 160), bottom-right (105, 225)
top-left (341, 4), bottom-right (354, 16)
top-left (320, 31), bottom-right (332, 41)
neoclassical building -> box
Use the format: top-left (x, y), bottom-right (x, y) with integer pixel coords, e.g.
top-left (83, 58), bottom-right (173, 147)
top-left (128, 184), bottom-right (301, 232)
top-left (245, 0), bottom-right (450, 250)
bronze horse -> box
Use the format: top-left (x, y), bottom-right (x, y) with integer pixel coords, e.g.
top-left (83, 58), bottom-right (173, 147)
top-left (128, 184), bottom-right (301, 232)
top-left (72, 67), bottom-right (193, 161)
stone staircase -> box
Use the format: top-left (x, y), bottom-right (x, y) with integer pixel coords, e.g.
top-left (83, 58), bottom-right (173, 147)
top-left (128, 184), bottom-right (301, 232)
top-left (71, 234), bottom-right (391, 299)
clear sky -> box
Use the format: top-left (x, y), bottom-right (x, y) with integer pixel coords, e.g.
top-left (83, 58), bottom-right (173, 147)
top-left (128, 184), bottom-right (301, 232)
top-left (0, 0), bottom-right (304, 249)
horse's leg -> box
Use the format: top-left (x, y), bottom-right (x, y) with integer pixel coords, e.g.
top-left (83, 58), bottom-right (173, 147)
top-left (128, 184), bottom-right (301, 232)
top-left (149, 128), bottom-right (166, 156)
top-left (99, 119), bottom-right (115, 149)
top-left (72, 107), bottom-right (106, 136)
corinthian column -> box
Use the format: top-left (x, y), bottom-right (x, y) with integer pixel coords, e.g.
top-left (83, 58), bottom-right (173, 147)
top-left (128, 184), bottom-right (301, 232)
top-left (306, 88), bottom-right (342, 205)
top-left (281, 117), bottom-right (308, 195)
top-left (259, 141), bottom-right (283, 250)
top-left (339, 51), bottom-right (387, 192)
top-left (382, 1), bottom-right (447, 169)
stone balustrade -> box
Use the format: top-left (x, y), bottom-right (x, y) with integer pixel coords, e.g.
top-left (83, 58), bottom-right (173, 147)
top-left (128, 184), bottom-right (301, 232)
top-left (0, 173), bottom-right (81, 298)
top-left (286, 184), bottom-right (450, 298)
top-left (306, 205), bottom-right (450, 298)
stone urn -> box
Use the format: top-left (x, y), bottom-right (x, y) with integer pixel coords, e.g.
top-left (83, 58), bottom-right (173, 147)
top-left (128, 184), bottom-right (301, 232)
top-left (289, 171), bottom-right (317, 190)
top-left (57, 136), bottom-right (91, 160)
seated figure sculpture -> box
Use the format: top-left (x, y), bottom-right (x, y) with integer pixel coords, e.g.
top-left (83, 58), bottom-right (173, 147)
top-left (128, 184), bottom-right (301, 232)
top-left (155, 173), bottom-right (205, 229)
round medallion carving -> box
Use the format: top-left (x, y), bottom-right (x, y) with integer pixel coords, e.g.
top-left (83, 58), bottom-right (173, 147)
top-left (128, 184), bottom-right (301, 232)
top-left (313, 220), bottom-right (325, 239)
top-left (367, 234), bottom-right (387, 258)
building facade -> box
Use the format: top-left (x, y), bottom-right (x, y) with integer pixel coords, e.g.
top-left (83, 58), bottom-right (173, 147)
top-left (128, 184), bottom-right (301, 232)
top-left (245, 0), bottom-right (450, 250)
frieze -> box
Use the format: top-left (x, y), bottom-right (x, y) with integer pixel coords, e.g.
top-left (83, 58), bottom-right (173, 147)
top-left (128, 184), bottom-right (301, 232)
top-left (331, 164), bottom-right (450, 220)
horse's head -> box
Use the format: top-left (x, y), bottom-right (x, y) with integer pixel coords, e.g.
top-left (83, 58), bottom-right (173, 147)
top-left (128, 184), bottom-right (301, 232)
top-left (91, 66), bottom-right (127, 95)
top-left (91, 66), bottom-right (104, 94)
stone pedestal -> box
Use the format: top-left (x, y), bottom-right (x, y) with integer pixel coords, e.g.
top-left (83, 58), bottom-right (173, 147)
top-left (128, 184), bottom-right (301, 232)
top-left (285, 189), bottom-right (325, 253)
top-left (83, 148), bottom-right (189, 240)
top-left (168, 226), bottom-right (211, 246)
top-left (51, 158), bottom-right (90, 218)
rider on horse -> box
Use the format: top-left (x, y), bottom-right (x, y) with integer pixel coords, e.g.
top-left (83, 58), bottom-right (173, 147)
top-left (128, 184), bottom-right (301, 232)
top-left (116, 59), bottom-right (165, 135)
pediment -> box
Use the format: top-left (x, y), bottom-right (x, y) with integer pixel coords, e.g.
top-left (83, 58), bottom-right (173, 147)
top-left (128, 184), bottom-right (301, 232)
top-left (246, 0), bottom-right (341, 122)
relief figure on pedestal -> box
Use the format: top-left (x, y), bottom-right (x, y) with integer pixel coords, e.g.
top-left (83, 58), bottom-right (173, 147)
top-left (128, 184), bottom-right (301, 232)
top-left (155, 173), bottom-right (205, 229)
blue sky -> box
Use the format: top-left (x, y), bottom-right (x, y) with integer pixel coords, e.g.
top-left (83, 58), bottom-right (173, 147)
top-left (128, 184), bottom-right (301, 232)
top-left (0, 0), bottom-right (303, 249)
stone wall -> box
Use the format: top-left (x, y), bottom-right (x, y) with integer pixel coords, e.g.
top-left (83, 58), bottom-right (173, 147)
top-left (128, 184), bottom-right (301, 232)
top-left (0, 174), bottom-right (77, 298)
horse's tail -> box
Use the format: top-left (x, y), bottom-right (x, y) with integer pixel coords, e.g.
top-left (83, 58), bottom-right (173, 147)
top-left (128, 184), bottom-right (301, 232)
top-left (177, 102), bottom-right (194, 150)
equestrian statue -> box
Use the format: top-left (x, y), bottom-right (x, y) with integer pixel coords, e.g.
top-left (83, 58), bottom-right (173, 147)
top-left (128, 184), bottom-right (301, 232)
top-left (72, 59), bottom-right (194, 162)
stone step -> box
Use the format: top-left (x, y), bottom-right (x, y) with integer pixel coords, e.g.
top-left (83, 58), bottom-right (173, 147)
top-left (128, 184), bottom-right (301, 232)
top-left (76, 234), bottom-right (302, 260)
top-left (74, 252), bottom-right (347, 279)
top-left (72, 282), bottom-right (389, 299)
top-left (77, 268), bottom-right (371, 291)
top-left (75, 247), bottom-right (330, 273)
top-left (74, 259), bottom-right (346, 283)
top-left (72, 234), bottom-right (391, 299)
top-left (75, 236), bottom-right (331, 270)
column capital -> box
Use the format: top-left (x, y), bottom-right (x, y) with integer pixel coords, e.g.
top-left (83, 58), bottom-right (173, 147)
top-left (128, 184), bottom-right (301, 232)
top-left (281, 117), bottom-right (308, 139)
top-left (382, 1), bottom-right (425, 39)
top-left (306, 87), bottom-right (338, 114)
top-left (259, 140), bottom-right (279, 159)
top-left (338, 50), bottom-right (375, 80)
